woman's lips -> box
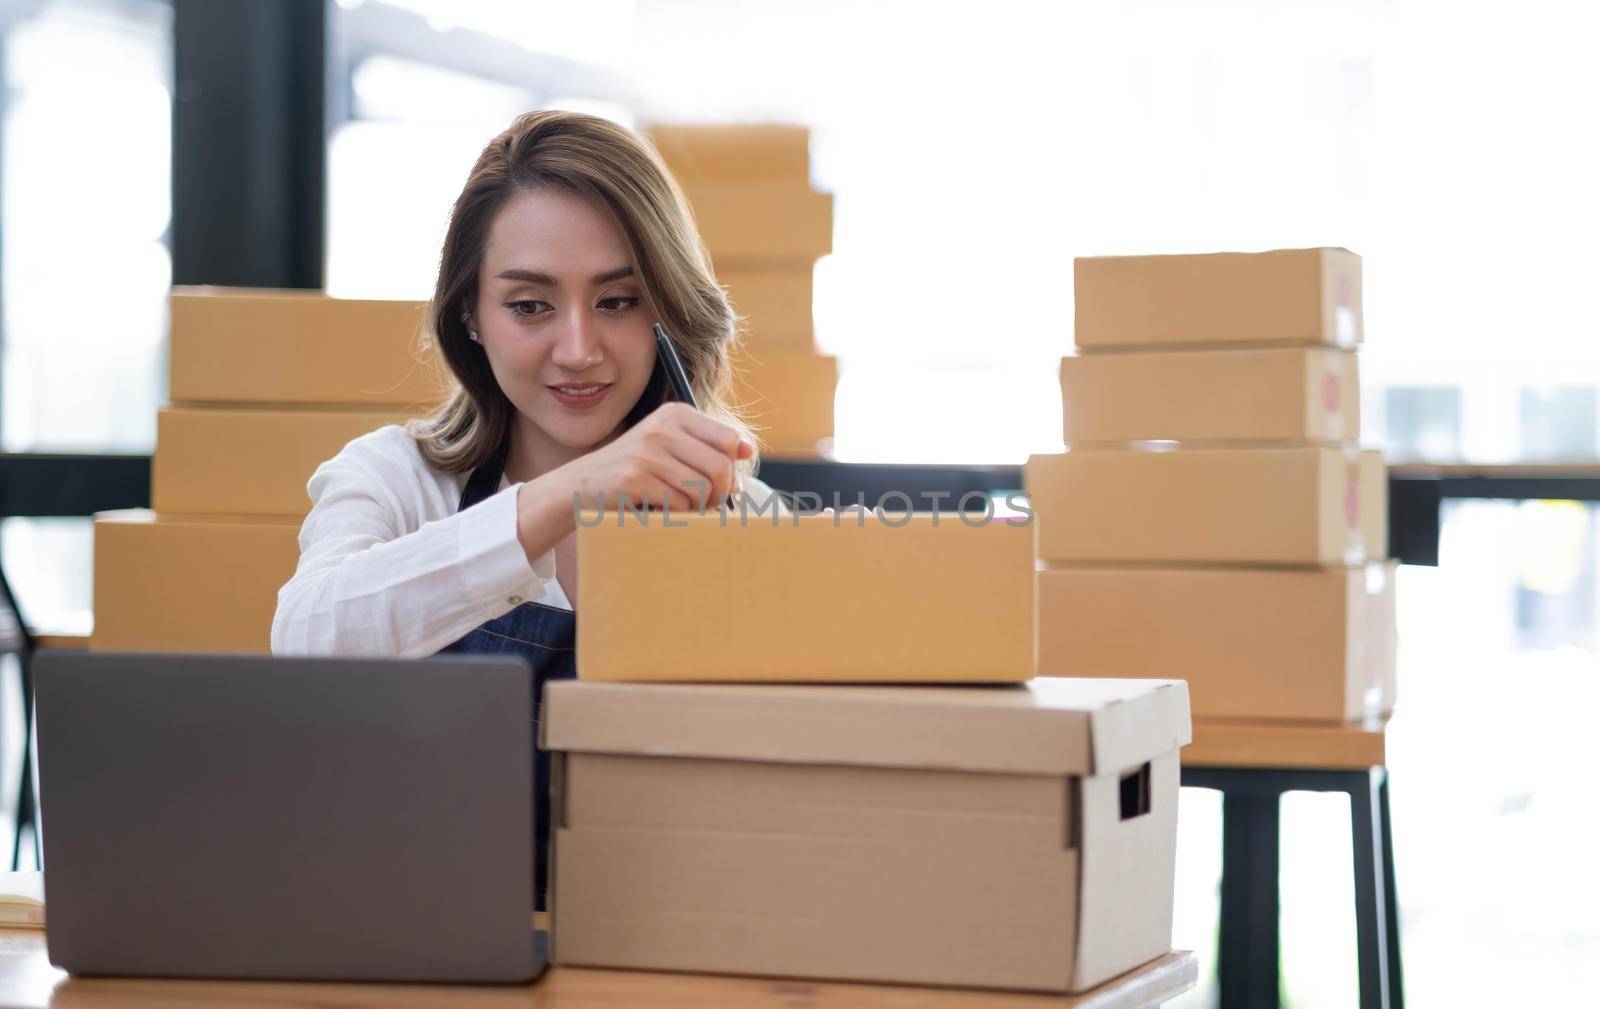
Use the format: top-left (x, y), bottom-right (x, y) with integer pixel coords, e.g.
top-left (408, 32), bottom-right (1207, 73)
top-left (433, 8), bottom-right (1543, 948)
top-left (548, 382), bottom-right (612, 408)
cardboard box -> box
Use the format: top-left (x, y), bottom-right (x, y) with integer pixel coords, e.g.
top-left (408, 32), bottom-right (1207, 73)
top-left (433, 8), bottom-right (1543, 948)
top-left (1358, 449), bottom-right (1388, 559)
top-left (679, 180), bottom-right (833, 265)
top-left (1037, 563), bottom-right (1398, 722)
top-left (1026, 446), bottom-right (1387, 566)
top-left (729, 345), bottom-right (836, 455)
top-left (170, 288), bottom-right (445, 407)
top-left (720, 266), bottom-right (815, 344)
top-left (576, 513), bottom-right (1033, 682)
top-left (647, 123), bottom-right (811, 182)
top-left (91, 509), bottom-right (300, 654)
top-left (543, 677), bottom-right (1191, 992)
top-left (1060, 346), bottom-right (1359, 445)
top-left (1074, 248), bottom-right (1362, 350)
top-left (153, 407), bottom-right (421, 517)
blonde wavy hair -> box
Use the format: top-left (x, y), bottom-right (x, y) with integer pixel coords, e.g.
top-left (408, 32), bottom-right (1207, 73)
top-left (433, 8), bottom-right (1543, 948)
top-left (412, 110), bottom-right (753, 475)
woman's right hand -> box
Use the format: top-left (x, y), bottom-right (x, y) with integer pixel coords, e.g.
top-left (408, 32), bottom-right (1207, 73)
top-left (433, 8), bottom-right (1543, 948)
top-left (513, 403), bottom-right (752, 566)
top-left (559, 402), bottom-right (753, 515)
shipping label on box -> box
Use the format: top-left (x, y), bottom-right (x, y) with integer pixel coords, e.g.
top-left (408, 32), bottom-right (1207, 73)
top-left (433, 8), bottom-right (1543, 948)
top-left (91, 509), bottom-right (300, 654)
top-left (1025, 445), bottom-right (1386, 566)
top-left (1036, 562), bottom-right (1398, 722)
top-left (1073, 248), bottom-right (1362, 351)
top-left (543, 678), bottom-right (1191, 992)
top-left (153, 407), bottom-right (424, 518)
top-left (576, 512), bottom-right (1033, 683)
top-left (1060, 346), bottom-right (1359, 446)
top-left (169, 288), bottom-right (443, 407)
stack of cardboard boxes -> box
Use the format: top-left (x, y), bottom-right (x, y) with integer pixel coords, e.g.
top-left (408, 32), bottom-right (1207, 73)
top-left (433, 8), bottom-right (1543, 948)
top-left (1028, 248), bottom-right (1398, 724)
top-left (90, 290), bottom-right (439, 653)
top-left (91, 126), bottom-right (836, 652)
top-left (647, 124), bottom-right (837, 456)
top-left (540, 511), bottom-right (1192, 993)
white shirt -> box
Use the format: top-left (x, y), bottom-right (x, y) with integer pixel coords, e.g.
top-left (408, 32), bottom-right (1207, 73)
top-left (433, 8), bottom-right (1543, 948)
top-left (270, 422), bottom-right (782, 658)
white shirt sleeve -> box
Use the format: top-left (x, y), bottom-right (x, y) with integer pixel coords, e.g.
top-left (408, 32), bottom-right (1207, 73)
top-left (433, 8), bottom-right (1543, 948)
top-left (270, 429), bottom-right (551, 658)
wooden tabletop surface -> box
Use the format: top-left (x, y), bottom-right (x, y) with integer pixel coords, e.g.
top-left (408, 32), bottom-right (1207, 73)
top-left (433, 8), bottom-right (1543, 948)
top-left (0, 932), bottom-right (1195, 1009)
top-left (1184, 717), bottom-right (1387, 770)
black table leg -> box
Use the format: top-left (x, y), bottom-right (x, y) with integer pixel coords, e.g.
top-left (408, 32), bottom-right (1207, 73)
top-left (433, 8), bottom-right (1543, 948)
top-left (1350, 768), bottom-right (1391, 1009)
top-left (1379, 773), bottom-right (1405, 1009)
top-left (1184, 765), bottom-right (1405, 1009)
top-left (1218, 789), bottom-right (1281, 1009)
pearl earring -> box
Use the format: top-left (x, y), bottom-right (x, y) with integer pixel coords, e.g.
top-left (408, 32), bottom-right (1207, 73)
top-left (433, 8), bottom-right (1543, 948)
top-left (459, 310), bottom-right (480, 344)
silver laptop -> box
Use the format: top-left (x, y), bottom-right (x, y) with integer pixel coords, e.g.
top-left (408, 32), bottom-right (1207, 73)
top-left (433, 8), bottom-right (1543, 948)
top-left (35, 651), bottom-right (545, 983)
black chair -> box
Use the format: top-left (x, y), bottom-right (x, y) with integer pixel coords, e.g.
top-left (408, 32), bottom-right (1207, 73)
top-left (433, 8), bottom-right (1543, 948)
top-left (0, 561), bottom-right (39, 870)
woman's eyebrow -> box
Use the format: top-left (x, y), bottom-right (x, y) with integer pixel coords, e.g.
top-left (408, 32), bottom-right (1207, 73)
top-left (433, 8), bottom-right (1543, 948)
top-left (497, 266), bottom-right (634, 286)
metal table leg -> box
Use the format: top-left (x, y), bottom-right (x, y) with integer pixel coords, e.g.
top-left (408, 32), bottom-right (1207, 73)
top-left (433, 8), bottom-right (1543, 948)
top-left (1219, 789), bottom-right (1281, 1009)
top-left (1350, 768), bottom-right (1391, 1009)
top-left (1379, 773), bottom-right (1405, 1009)
top-left (1182, 765), bottom-right (1405, 1009)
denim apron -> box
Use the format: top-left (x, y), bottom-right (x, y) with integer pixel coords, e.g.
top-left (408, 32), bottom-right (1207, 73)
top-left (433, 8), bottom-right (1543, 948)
top-left (435, 438), bottom-right (576, 912)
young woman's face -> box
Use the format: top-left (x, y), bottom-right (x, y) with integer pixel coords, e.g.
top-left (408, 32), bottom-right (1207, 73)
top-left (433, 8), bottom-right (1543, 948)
top-left (472, 188), bottom-right (657, 453)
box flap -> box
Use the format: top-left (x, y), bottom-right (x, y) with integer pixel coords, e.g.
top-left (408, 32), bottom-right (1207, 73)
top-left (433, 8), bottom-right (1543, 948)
top-left (543, 678), bottom-right (1190, 777)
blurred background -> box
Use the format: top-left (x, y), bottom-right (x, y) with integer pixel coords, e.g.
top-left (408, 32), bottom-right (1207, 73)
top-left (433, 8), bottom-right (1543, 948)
top-left (0, 0), bottom-right (1595, 1004)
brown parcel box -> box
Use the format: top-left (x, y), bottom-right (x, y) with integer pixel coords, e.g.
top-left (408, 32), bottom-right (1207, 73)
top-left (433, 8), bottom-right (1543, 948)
top-left (1037, 562), bottom-right (1398, 722)
top-left (577, 513), bottom-right (1032, 682)
top-left (1073, 248), bottom-right (1362, 351)
top-left (1060, 346), bottom-right (1359, 446)
top-left (1026, 446), bottom-right (1387, 566)
top-left (153, 407), bottom-right (422, 518)
top-left (729, 345), bottom-right (837, 455)
top-left (91, 509), bottom-right (300, 654)
top-left (646, 123), bottom-right (811, 181)
top-left (543, 677), bottom-right (1192, 992)
top-left (679, 179), bottom-right (833, 265)
top-left (170, 288), bottom-right (442, 407)
top-left (721, 265), bottom-right (816, 344)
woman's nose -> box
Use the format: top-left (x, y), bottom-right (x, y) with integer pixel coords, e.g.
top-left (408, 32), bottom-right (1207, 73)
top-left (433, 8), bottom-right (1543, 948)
top-left (549, 310), bottom-right (604, 370)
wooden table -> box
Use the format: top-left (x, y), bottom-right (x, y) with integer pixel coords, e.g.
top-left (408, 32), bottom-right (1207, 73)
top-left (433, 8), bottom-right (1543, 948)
top-left (1185, 718), bottom-right (1387, 770)
top-left (1179, 718), bottom-right (1401, 1009)
top-left (0, 932), bottom-right (1196, 1009)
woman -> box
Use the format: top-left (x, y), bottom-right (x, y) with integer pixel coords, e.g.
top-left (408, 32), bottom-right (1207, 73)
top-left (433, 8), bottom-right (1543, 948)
top-left (271, 110), bottom-right (786, 907)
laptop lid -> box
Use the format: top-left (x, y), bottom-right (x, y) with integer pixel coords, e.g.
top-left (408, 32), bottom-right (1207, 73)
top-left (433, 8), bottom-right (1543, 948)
top-left (36, 651), bottom-right (542, 983)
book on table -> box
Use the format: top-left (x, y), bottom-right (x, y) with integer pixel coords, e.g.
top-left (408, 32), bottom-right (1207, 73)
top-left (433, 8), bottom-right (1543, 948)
top-left (0, 871), bottom-right (42, 928)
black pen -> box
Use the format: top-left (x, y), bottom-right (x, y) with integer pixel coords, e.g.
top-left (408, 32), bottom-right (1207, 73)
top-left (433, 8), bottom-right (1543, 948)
top-left (653, 324), bottom-right (736, 510)
top-left (653, 324), bottom-right (698, 407)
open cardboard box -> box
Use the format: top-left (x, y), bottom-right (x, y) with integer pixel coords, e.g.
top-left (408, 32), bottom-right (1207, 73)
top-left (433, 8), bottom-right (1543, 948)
top-left (543, 677), bottom-right (1192, 992)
